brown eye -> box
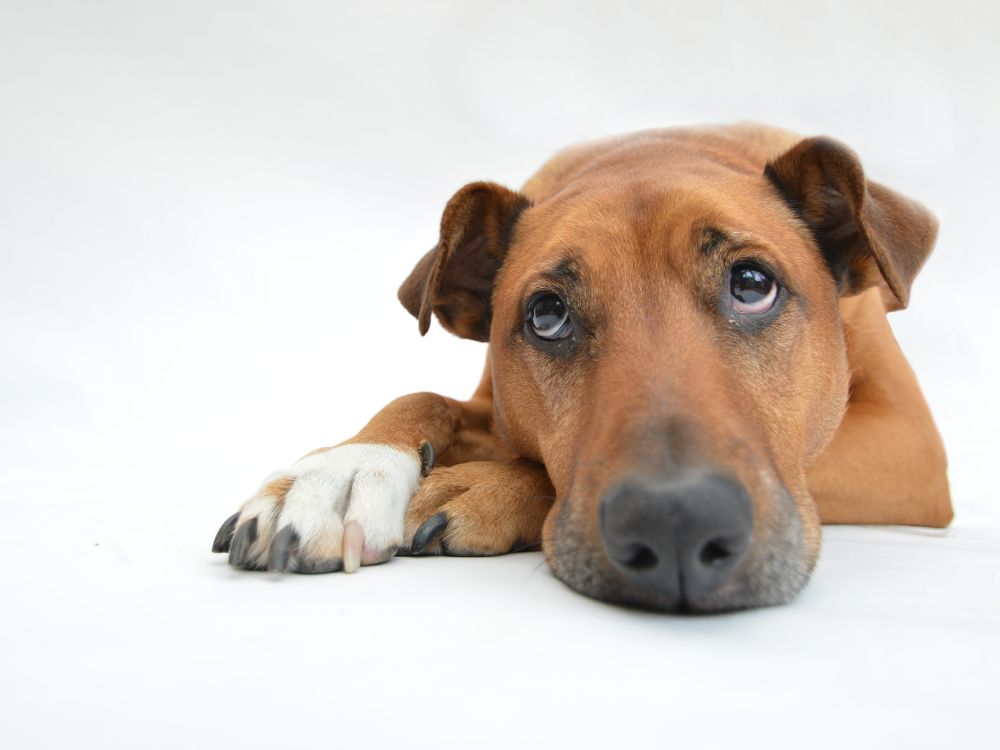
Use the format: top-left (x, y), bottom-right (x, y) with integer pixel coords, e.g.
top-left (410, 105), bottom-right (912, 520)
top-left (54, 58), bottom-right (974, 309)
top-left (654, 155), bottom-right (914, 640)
top-left (730, 264), bottom-right (778, 314)
top-left (528, 293), bottom-right (571, 340)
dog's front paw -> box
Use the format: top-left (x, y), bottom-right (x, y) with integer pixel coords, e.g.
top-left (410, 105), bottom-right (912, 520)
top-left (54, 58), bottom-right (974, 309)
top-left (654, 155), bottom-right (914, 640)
top-left (401, 459), bottom-right (554, 556)
top-left (212, 443), bottom-right (426, 573)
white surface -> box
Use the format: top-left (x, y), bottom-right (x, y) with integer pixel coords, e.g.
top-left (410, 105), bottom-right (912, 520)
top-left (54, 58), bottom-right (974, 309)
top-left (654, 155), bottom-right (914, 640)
top-left (1, 2), bottom-right (998, 748)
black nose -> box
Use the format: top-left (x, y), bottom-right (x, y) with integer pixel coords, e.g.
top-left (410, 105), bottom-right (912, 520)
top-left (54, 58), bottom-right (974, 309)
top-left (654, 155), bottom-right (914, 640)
top-left (599, 472), bottom-right (753, 606)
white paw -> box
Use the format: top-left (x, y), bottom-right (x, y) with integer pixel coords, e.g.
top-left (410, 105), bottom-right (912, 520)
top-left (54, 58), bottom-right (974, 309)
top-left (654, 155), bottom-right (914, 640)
top-left (214, 444), bottom-right (423, 573)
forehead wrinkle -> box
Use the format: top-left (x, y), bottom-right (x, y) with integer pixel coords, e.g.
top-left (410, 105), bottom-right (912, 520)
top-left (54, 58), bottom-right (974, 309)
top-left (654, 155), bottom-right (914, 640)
top-left (540, 247), bottom-right (583, 286)
top-left (697, 223), bottom-right (779, 259)
top-left (513, 247), bottom-right (588, 309)
top-left (520, 180), bottom-right (775, 304)
top-left (696, 191), bottom-right (818, 280)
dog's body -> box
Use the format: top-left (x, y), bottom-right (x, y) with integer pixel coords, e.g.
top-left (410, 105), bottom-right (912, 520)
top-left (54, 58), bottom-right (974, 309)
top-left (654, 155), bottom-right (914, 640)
top-left (214, 123), bottom-right (952, 611)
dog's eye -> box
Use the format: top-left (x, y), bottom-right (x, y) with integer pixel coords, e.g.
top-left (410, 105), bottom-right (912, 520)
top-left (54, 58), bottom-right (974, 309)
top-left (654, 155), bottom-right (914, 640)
top-left (528, 293), bottom-right (571, 340)
top-left (730, 264), bottom-right (778, 314)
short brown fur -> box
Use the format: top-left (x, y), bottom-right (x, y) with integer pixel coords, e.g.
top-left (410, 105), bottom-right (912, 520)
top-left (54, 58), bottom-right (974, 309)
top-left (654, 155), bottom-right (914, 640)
top-left (392, 124), bottom-right (949, 609)
top-left (225, 123), bottom-right (951, 610)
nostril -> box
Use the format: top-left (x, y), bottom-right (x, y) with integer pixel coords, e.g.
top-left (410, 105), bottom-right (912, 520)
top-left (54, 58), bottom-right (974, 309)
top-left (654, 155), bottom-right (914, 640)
top-left (617, 544), bottom-right (659, 571)
top-left (698, 538), bottom-right (733, 568)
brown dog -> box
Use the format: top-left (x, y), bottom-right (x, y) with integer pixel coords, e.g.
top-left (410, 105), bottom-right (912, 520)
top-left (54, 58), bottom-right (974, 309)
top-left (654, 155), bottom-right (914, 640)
top-left (212, 123), bottom-right (952, 612)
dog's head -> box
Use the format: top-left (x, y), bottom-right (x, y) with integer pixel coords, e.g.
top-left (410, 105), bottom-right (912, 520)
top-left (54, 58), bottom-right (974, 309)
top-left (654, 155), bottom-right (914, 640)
top-left (399, 125), bottom-right (938, 611)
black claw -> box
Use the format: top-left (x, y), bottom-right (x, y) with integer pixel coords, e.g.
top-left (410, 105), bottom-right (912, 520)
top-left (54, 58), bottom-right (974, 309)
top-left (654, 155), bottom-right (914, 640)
top-left (419, 441), bottom-right (436, 477)
top-left (212, 512), bottom-right (240, 553)
top-left (228, 517), bottom-right (259, 568)
top-left (267, 525), bottom-right (300, 572)
top-left (410, 512), bottom-right (448, 555)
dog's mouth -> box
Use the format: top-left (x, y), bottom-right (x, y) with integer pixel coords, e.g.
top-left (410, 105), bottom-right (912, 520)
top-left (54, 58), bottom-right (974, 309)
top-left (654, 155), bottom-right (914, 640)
top-left (543, 470), bottom-right (819, 613)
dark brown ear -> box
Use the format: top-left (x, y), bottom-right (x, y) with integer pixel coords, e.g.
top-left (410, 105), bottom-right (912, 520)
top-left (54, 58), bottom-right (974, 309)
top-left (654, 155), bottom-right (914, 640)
top-left (765, 137), bottom-right (938, 310)
top-left (398, 181), bottom-right (530, 340)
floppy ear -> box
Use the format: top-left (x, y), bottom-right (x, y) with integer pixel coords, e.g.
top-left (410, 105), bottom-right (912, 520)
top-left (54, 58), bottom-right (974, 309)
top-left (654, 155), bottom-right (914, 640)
top-left (765, 137), bottom-right (939, 310)
top-left (398, 181), bottom-right (530, 340)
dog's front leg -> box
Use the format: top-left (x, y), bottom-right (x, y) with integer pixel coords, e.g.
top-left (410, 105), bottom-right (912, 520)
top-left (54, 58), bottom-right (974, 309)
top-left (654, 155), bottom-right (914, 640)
top-left (212, 392), bottom-right (465, 573)
top-left (401, 459), bottom-right (555, 556)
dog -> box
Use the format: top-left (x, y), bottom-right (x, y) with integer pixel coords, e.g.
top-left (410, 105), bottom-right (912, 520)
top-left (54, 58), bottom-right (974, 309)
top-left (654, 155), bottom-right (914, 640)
top-left (212, 123), bottom-right (952, 612)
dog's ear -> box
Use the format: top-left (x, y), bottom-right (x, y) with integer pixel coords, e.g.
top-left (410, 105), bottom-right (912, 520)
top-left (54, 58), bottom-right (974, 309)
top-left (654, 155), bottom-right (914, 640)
top-left (398, 181), bottom-right (530, 340)
top-left (765, 137), bottom-right (938, 310)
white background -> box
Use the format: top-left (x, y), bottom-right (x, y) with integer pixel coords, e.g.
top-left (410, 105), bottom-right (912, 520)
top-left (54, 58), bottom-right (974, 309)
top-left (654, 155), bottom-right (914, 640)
top-left (1, 1), bottom-right (998, 748)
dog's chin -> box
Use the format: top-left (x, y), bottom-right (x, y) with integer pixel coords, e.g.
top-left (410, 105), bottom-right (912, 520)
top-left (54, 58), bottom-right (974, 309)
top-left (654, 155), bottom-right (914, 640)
top-left (544, 492), bottom-right (819, 614)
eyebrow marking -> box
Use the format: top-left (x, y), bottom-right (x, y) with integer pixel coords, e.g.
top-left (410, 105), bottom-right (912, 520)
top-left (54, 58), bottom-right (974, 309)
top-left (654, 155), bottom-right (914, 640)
top-left (699, 226), bottom-right (730, 256)
top-left (541, 250), bottom-right (583, 285)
